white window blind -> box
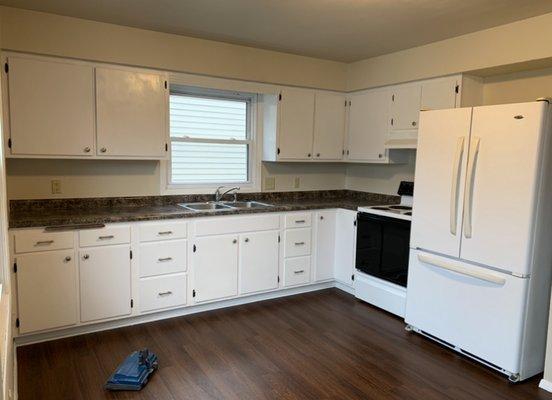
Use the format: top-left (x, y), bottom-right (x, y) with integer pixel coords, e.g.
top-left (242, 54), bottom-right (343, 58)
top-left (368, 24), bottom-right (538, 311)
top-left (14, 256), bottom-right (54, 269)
top-left (169, 91), bottom-right (252, 185)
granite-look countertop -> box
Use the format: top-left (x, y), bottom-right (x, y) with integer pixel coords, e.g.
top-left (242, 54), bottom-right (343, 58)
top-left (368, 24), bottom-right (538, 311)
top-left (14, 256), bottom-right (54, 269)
top-left (9, 190), bottom-right (399, 229)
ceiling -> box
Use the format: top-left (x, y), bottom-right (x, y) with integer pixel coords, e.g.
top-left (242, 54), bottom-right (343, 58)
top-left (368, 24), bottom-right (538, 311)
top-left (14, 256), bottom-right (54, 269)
top-left (2, 0), bottom-right (552, 62)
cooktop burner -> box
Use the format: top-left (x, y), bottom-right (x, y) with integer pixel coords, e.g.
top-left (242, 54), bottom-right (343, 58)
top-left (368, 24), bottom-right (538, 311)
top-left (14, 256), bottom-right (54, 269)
top-left (388, 205), bottom-right (412, 210)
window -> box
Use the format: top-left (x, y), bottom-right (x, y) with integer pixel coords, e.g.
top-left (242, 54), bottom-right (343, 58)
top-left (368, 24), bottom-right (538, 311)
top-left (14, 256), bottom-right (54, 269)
top-left (168, 87), bottom-right (254, 187)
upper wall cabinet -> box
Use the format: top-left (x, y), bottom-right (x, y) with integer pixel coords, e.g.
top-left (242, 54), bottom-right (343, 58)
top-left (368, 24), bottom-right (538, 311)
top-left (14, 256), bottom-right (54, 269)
top-left (96, 67), bottom-right (168, 158)
top-left (262, 89), bottom-right (345, 162)
top-left (3, 53), bottom-right (169, 160)
top-left (5, 55), bottom-right (96, 157)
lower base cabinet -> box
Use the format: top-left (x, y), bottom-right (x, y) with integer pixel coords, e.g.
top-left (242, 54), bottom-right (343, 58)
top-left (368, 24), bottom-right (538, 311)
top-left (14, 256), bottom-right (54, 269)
top-left (16, 250), bottom-right (78, 334)
top-left (79, 245), bottom-right (132, 322)
top-left (193, 234), bottom-right (239, 302)
top-left (284, 256), bottom-right (311, 286)
top-left (239, 230), bottom-right (279, 295)
top-left (139, 273), bottom-right (187, 312)
top-left (315, 210), bottom-right (337, 281)
top-left (334, 209), bottom-right (357, 285)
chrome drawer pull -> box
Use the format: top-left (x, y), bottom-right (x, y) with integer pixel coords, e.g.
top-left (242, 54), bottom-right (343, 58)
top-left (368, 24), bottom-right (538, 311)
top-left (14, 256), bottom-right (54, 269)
top-left (294, 242), bottom-right (305, 246)
top-left (158, 257), bottom-right (173, 262)
top-left (158, 231), bottom-right (173, 235)
top-left (295, 220), bottom-right (306, 223)
top-left (35, 240), bottom-right (54, 245)
top-left (98, 235), bottom-right (114, 240)
top-left (158, 291), bottom-right (173, 296)
top-left (294, 270), bottom-right (305, 274)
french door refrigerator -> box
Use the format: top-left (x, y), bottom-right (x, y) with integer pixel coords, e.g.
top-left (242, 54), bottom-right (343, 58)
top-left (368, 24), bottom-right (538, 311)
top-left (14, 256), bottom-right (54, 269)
top-left (405, 101), bottom-right (552, 382)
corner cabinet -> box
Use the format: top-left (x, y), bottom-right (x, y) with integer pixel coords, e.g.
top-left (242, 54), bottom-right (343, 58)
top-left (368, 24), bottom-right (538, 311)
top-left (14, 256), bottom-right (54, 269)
top-left (2, 53), bottom-right (169, 160)
top-left (262, 89), bottom-right (345, 162)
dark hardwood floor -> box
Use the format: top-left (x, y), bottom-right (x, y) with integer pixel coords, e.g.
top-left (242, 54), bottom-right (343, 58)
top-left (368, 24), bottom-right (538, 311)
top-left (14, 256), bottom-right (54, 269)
top-left (17, 289), bottom-right (551, 399)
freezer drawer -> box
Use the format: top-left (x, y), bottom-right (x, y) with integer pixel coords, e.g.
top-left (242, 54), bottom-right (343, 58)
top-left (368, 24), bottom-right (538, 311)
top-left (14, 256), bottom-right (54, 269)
top-left (405, 249), bottom-right (528, 374)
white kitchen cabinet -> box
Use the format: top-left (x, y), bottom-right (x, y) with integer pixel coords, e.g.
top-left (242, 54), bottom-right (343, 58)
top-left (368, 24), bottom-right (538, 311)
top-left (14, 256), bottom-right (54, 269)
top-left (193, 234), bottom-right (239, 302)
top-left (96, 67), bottom-right (168, 158)
top-left (79, 245), bottom-right (132, 322)
top-left (277, 88), bottom-right (315, 160)
top-left (314, 210), bottom-right (336, 281)
top-left (239, 230), bottom-right (279, 294)
top-left (421, 76), bottom-right (458, 111)
top-left (334, 209), bottom-right (357, 286)
top-left (389, 83), bottom-right (422, 133)
top-left (16, 250), bottom-right (78, 334)
top-left (6, 55), bottom-right (95, 157)
top-left (346, 88), bottom-right (390, 162)
top-left (313, 92), bottom-right (345, 160)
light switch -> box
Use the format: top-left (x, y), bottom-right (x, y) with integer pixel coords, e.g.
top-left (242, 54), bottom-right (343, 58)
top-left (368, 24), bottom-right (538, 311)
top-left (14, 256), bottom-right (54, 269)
top-left (51, 179), bottom-right (62, 194)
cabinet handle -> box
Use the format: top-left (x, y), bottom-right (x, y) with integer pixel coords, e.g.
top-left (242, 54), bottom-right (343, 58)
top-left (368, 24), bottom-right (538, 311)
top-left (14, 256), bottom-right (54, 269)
top-left (100, 147), bottom-right (107, 153)
top-left (158, 291), bottom-right (173, 296)
top-left (83, 254), bottom-right (90, 260)
top-left (64, 256), bottom-right (72, 262)
top-left (320, 216), bottom-right (324, 220)
top-left (378, 154), bottom-right (383, 158)
top-left (294, 242), bottom-right (305, 246)
top-left (233, 239), bottom-right (237, 244)
top-left (295, 220), bottom-right (306, 224)
top-left (98, 235), bottom-right (114, 240)
top-left (158, 231), bottom-right (173, 235)
top-left (35, 240), bottom-right (54, 246)
top-left (245, 238), bottom-right (249, 243)
top-left (158, 257), bottom-right (173, 262)
top-left (83, 147), bottom-right (91, 153)
top-left (307, 153), bottom-right (311, 157)
top-left (412, 121), bottom-right (417, 127)
top-left (294, 270), bottom-right (305, 274)
top-left (316, 153), bottom-right (320, 157)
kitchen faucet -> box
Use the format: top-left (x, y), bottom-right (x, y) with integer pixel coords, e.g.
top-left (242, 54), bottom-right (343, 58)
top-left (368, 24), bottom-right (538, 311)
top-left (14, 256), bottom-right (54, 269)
top-left (214, 186), bottom-right (240, 202)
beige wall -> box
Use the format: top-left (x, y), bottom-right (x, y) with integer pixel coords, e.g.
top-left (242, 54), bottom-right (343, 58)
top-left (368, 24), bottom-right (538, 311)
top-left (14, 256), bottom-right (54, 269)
top-left (347, 12), bottom-right (552, 91)
top-left (483, 67), bottom-right (552, 105)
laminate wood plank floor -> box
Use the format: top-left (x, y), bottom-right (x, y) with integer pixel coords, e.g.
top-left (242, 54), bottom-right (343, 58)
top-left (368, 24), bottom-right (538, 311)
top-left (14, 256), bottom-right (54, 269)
top-left (17, 289), bottom-right (551, 399)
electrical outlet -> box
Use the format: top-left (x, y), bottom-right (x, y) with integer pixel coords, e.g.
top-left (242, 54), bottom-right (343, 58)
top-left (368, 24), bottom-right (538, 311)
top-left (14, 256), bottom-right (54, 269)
top-left (51, 179), bottom-right (61, 194)
top-left (264, 176), bottom-right (276, 190)
top-left (294, 177), bottom-right (300, 189)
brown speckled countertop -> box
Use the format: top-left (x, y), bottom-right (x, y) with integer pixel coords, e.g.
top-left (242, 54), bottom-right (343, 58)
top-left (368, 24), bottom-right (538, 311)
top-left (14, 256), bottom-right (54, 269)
top-left (9, 190), bottom-right (399, 229)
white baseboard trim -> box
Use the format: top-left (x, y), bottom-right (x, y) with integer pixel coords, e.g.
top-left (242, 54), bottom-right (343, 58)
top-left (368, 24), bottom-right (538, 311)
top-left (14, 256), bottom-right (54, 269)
top-left (15, 281), bottom-right (338, 346)
top-left (539, 378), bottom-right (552, 393)
top-left (334, 280), bottom-right (355, 295)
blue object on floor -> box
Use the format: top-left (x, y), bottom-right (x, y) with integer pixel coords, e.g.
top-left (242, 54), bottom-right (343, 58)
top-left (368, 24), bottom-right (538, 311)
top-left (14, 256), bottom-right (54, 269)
top-left (104, 349), bottom-right (158, 391)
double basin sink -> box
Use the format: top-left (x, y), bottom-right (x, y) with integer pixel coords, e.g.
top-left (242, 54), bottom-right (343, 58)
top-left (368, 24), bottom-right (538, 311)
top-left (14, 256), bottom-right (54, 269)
top-left (178, 201), bottom-right (273, 212)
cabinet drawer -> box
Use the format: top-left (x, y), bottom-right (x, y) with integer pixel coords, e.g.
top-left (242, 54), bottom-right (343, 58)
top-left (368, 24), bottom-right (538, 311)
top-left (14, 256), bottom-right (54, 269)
top-left (139, 274), bottom-right (187, 313)
top-left (139, 222), bottom-right (187, 242)
top-left (285, 228), bottom-right (311, 257)
top-left (79, 225), bottom-right (130, 247)
top-left (285, 213), bottom-right (312, 228)
top-left (284, 257), bottom-right (311, 287)
top-left (14, 229), bottom-right (74, 254)
top-left (139, 240), bottom-right (187, 277)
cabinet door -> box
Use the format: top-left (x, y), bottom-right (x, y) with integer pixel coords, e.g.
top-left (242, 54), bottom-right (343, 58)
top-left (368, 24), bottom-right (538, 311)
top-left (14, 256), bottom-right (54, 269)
top-left (347, 89), bottom-right (389, 161)
top-left (334, 209), bottom-right (357, 285)
top-left (193, 235), bottom-right (238, 302)
top-left (79, 246), bottom-right (131, 322)
top-left (390, 84), bottom-right (422, 132)
top-left (16, 250), bottom-right (78, 334)
top-left (313, 92), bottom-right (345, 160)
top-left (421, 77), bottom-right (458, 111)
top-left (315, 211), bottom-right (336, 281)
top-left (239, 230), bottom-right (279, 294)
top-left (96, 67), bottom-right (168, 158)
top-left (7, 56), bottom-right (95, 156)
top-left (278, 88), bottom-right (315, 160)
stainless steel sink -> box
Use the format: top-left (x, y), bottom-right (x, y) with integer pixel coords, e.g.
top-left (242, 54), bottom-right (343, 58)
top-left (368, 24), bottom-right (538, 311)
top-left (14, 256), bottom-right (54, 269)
top-left (178, 202), bottom-right (235, 211)
top-left (221, 201), bottom-right (273, 209)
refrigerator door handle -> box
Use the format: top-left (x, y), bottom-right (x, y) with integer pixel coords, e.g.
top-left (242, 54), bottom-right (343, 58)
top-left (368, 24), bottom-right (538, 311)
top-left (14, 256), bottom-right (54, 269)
top-left (418, 254), bottom-right (506, 285)
top-left (463, 137), bottom-right (481, 239)
top-left (450, 137), bottom-right (465, 235)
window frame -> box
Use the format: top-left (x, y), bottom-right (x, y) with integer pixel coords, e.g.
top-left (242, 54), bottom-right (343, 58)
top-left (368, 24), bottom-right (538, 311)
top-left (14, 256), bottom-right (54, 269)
top-left (164, 85), bottom-right (259, 192)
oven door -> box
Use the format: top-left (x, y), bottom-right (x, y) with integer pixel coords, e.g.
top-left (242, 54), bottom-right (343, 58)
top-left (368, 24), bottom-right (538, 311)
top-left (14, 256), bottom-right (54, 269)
top-left (355, 212), bottom-right (411, 287)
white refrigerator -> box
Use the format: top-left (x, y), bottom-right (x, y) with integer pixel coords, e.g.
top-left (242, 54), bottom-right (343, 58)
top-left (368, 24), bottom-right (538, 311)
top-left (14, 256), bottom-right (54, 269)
top-left (405, 101), bottom-right (552, 382)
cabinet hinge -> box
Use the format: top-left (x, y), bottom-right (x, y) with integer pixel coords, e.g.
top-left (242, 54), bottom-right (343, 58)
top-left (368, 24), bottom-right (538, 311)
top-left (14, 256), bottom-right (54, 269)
top-left (15, 318), bottom-right (19, 328)
top-left (192, 289), bottom-right (196, 298)
top-left (130, 299), bottom-right (134, 308)
top-left (278, 93), bottom-right (282, 101)
top-left (353, 220), bottom-right (357, 227)
top-left (277, 148), bottom-right (280, 155)
top-left (164, 80), bottom-right (168, 89)
top-left (351, 274), bottom-right (355, 281)
top-left (165, 143), bottom-right (168, 152)
top-left (193, 244), bottom-right (197, 253)
top-left (344, 100), bottom-right (347, 107)
top-left (342, 149), bottom-right (345, 155)
top-left (4, 63), bottom-right (8, 74)
top-left (348, 100), bottom-right (351, 106)
top-left (278, 235), bottom-right (281, 243)
top-left (455, 84), bottom-right (459, 94)
top-left (277, 276), bottom-right (280, 283)
top-left (13, 262), bottom-right (16, 273)
top-left (130, 250), bottom-right (133, 259)
top-left (7, 138), bottom-right (11, 149)
top-left (392, 94), bottom-right (395, 102)
top-left (391, 118), bottom-right (394, 126)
